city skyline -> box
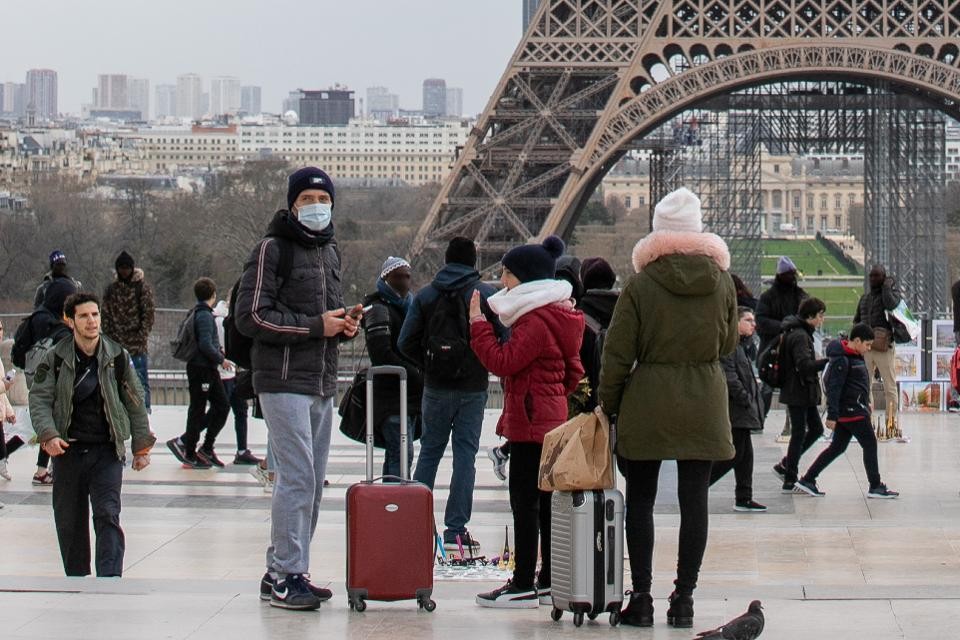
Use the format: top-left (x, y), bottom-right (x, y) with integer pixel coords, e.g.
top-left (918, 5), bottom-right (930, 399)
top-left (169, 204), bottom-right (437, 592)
top-left (1, 0), bottom-right (521, 118)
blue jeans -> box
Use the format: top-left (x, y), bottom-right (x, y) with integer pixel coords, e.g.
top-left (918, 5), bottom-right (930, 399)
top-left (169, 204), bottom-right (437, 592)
top-left (412, 387), bottom-right (487, 541)
top-left (381, 415), bottom-right (415, 479)
top-left (131, 354), bottom-right (150, 411)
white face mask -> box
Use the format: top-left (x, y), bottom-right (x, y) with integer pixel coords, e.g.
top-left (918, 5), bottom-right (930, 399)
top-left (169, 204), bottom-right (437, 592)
top-left (296, 202), bottom-right (332, 231)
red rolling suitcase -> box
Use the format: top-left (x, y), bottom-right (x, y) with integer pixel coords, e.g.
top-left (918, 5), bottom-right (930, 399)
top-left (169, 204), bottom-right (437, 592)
top-left (345, 365), bottom-right (436, 612)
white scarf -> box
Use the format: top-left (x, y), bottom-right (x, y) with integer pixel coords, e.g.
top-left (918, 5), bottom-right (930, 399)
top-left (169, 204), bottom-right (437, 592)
top-left (487, 279), bottom-right (573, 327)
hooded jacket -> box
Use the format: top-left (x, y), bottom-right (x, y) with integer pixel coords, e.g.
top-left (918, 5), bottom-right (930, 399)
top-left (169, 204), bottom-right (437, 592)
top-left (470, 279), bottom-right (584, 443)
top-left (722, 337), bottom-right (765, 431)
top-left (397, 263), bottom-right (506, 392)
top-left (577, 288), bottom-right (620, 411)
top-left (102, 268), bottom-right (157, 355)
top-left (854, 275), bottom-right (902, 331)
top-left (823, 339), bottom-right (871, 422)
top-left (235, 210), bottom-right (345, 397)
top-left (756, 278), bottom-right (808, 354)
top-left (777, 315), bottom-right (827, 407)
top-left (598, 230), bottom-right (739, 462)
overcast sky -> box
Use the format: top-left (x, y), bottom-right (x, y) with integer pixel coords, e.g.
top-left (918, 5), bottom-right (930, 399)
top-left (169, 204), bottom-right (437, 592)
top-left (2, 0), bottom-right (524, 116)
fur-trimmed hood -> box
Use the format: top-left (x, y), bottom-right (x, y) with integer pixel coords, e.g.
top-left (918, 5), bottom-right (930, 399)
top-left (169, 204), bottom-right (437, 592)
top-left (632, 230), bottom-right (731, 273)
top-left (114, 267), bottom-right (145, 283)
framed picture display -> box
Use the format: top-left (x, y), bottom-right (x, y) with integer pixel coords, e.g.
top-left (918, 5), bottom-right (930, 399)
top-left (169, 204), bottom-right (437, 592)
top-left (899, 382), bottom-right (944, 412)
top-left (894, 349), bottom-right (922, 382)
top-left (931, 319), bottom-right (955, 381)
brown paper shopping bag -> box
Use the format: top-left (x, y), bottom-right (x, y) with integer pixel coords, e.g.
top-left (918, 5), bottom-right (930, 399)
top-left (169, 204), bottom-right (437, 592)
top-left (538, 407), bottom-right (613, 491)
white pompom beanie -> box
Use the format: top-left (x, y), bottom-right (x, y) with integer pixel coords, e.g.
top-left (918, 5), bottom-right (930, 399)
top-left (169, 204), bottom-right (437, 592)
top-left (652, 187), bottom-right (703, 233)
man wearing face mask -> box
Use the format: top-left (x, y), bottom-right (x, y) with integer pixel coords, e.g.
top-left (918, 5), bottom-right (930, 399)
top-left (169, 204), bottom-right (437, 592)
top-left (236, 167), bottom-right (362, 611)
top-left (755, 256), bottom-right (808, 416)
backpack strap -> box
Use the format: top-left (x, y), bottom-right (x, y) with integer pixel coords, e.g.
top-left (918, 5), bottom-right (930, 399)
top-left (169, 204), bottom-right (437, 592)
top-left (264, 235), bottom-right (295, 285)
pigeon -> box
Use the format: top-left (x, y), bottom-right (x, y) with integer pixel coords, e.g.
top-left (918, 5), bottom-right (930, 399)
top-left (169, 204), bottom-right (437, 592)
top-left (694, 600), bottom-right (764, 639)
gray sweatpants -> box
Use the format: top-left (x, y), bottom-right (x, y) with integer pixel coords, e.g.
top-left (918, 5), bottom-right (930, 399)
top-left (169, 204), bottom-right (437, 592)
top-left (259, 392), bottom-right (333, 577)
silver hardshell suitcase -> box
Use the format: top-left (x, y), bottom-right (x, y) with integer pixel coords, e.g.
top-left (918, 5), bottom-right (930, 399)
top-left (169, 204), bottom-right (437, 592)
top-left (549, 488), bottom-right (625, 627)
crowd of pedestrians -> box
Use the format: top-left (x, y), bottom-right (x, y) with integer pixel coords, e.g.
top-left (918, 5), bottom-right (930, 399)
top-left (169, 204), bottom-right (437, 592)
top-left (0, 166), bottom-right (910, 626)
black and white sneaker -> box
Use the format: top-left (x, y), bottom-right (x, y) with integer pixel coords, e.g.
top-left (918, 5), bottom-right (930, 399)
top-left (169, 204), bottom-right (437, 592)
top-left (734, 500), bottom-right (768, 512)
top-left (196, 448), bottom-right (225, 468)
top-left (795, 478), bottom-right (826, 497)
top-left (867, 484), bottom-right (899, 499)
top-left (270, 574), bottom-right (322, 610)
top-left (476, 581), bottom-right (539, 609)
top-left (781, 481), bottom-right (796, 494)
top-left (261, 572), bottom-right (332, 602)
top-left (166, 437), bottom-right (188, 464)
top-left (772, 463), bottom-right (787, 482)
top-left (487, 446), bottom-right (508, 482)
top-left (444, 532), bottom-right (481, 554)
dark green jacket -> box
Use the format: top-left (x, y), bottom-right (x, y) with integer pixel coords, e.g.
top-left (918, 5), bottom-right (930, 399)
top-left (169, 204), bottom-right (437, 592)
top-left (598, 231), bottom-right (738, 461)
top-left (29, 334), bottom-right (155, 461)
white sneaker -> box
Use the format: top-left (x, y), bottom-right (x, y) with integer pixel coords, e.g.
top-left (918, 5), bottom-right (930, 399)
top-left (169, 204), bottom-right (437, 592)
top-left (0, 459), bottom-right (10, 481)
top-left (476, 581), bottom-right (539, 609)
top-left (249, 465), bottom-right (268, 487)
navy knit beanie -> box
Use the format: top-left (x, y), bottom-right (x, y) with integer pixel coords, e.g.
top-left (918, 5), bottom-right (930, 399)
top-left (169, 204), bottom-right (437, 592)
top-left (287, 167), bottom-right (335, 210)
top-left (501, 236), bottom-right (565, 283)
top-left (445, 236), bottom-right (477, 267)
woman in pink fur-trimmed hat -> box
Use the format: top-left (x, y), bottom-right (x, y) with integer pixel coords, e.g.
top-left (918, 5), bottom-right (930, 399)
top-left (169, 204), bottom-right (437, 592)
top-left (598, 187), bottom-right (738, 629)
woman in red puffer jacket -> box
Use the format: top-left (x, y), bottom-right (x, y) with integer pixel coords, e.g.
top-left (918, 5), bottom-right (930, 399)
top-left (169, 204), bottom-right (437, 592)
top-left (469, 236), bottom-right (585, 609)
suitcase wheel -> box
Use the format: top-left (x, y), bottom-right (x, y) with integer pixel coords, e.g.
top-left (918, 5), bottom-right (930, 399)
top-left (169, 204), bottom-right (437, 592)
top-left (573, 612), bottom-right (584, 627)
top-left (587, 612), bottom-right (598, 621)
top-left (550, 607), bottom-right (563, 622)
top-left (609, 610), bottom-right (621, 627)
top-left (349, 598), bottom-right (367, 612)
top-left (418, 597), bottom-right (436, 612)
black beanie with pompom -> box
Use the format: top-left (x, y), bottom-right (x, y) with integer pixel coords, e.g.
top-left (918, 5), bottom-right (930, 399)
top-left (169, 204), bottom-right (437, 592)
top-left (501, 235), bottom-right (565, 284)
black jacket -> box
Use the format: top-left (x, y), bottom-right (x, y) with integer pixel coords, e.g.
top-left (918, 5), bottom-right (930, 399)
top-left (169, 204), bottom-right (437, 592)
top-left (189, 302), bottom-right (223, 369)
top-left (854, 281), bottom-right (902, 331)
top-left (577, 288), bottom-right (619, 411)
top-left (236, 211), bottom-right (345, 397)
top-left (823, 339), bottom-right (871, 422)
top-left (721, 338), bottom-right (765, 431)
top-left (756, 281), bottom-right (808, 354)
top-left (778, 315), bottom-right (827, 407)
top-left (953, 280), bottom-right (960, 333)
top-left (361, 289), bottom-right (423, 428)
top-left (398, 263), bottom-right (506, 392)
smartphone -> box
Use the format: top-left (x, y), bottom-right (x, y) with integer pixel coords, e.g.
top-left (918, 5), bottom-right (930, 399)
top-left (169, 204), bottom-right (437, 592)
top-left (4, 369), bottom-right (15, 382)
top-left (349, 304), bottom-right (373, 319)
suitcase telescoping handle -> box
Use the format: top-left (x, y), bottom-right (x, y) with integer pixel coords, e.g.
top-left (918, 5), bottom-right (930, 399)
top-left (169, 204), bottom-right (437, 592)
top-left (364, 365), bottom-right (408, 483)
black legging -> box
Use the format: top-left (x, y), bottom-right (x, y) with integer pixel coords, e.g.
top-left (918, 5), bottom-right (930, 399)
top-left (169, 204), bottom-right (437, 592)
top-left (508, 442), bottom-right (551, 590)
top-left (783, 405), bottom-right (824, 482)
top-left (624, 459), bottom-right (712, 595)
top-left (802, 416), bottom-right (881, 488)
top-left (1, 433), bottom-right (49, 468)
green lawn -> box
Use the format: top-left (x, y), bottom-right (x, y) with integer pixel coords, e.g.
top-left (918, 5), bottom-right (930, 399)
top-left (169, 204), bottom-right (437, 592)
top-left (803, 285), bottom-right (863, 336)
top-left (761, 239), bottom-right (860, 277)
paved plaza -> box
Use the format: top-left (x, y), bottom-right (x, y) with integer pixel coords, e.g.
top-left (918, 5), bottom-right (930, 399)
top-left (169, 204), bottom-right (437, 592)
top-left (1, 407), bottom-right (959, 639)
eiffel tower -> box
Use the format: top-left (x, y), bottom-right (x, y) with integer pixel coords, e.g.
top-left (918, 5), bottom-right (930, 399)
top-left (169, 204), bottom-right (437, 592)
top-left (410, 0), bottom-right (958, 310)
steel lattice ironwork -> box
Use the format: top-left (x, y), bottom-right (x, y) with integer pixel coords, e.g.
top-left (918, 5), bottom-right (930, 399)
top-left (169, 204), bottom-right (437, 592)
top-left (411, 0), bottom-right (960, 309)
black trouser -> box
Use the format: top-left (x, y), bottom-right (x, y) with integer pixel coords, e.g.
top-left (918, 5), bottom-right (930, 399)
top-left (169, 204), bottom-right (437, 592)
top-left (709, 429), bottom-right (755, 503)
top-left (221, 378), bottom-right (249, 451)
top-left (182, 364), bottom-right (229, 455)
top-left (782, 405), bottom-right (824, 482)
top-left (509, 442), bottom-right (551, 590)
top-left (625, 460), bottom-right (712, 593)
top-left (51, 443), bottom-right (125, 577)
top-left (0, 435), bottom-right (48, 469)
top-left (761, 382), bottom-right (774, 418)
top-left (802, 416), bottom-right (881, 488)
top-left (624, 459), bottom-right (712, 595)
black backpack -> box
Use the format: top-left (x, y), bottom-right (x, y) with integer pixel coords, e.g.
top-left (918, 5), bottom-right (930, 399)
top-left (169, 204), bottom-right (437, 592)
top-left (423, 287), bottom-right (471, 380)
top-left (757, 331), bottom-right (788, 388)
top-left (170, 308), bottom-right (199, 362)
top-left (224, 236), bottom-right (295, 370)
top-left (582, 312), bottom-right (607, 380)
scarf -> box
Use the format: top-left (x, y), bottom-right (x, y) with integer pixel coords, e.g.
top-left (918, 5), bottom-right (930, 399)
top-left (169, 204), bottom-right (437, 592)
top-left (487, 279), bottom-right (572, 327)
top-left (377, 278), bottom-right (412, 315)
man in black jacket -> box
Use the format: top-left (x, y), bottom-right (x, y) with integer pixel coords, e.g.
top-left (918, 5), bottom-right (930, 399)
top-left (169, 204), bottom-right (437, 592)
top-left (236, 167), bottom-right (361, 611)
top-left (167, 278), bottom-right (233, 469)
top-left (853, 265), bottom-right (903, 420)
top-left (773, 298), bottom-right (828, 492)
top-left (796, 324), bottom-right (899, 499)
top-left (756, 257), bottom-right (808, 415)
top-left (578, 257), bottom-right (619, 412)
top-left (709, 307), bottom-right (766, 512)
top-left (362, 256), bottom-right (423, 478)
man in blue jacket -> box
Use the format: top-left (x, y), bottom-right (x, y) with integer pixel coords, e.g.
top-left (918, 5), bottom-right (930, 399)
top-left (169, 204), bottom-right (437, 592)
top-left (398, 237), bottom-right (505, 554)
top-left (167, 278), bottom-right (233, 469)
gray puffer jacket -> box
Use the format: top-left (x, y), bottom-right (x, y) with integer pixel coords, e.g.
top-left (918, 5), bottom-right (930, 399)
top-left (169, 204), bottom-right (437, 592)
top-left (235, 210), bottom-right (345, 397)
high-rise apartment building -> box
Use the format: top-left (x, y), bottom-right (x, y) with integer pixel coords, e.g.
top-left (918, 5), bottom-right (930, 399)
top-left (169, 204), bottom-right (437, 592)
top-left (210, 76), bottom-right (241, 116)
top-left (422, 78), bottom-right (447, 118)
top-left (25, 69), bottom-right (58, 120)
top-left (282, 90), bottom-right (304, 117)
top-left (299, 89), bottom-right (354, 125)
top-left (367, 86), bottom-right (400, 121)
top-left (155, 84), bottom-right (176, 119)
top-left (240, 85), bottom-right (262, 115)
top-left (446, 87), bottom-right (463, 118)
top-left (176, 73), bottom-right (204, 120)
top-left (523, 0), bottom-right (541, 33)
top-left (97, 74), bottom-right (129, 110)
top-left (129, 78), bottom-right (150, 121)
top-left (1, 82), bottom-right (25, 116)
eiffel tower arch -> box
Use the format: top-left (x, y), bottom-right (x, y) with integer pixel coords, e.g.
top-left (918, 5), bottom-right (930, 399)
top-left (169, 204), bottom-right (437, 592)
top-left (410, 0), bottom-right (959, 309)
